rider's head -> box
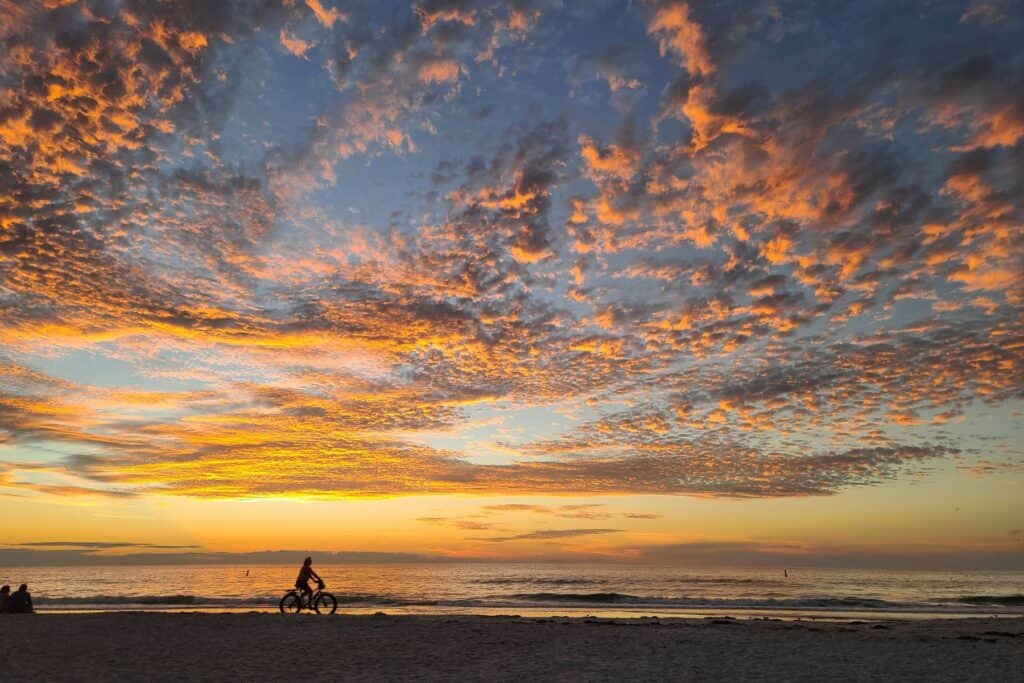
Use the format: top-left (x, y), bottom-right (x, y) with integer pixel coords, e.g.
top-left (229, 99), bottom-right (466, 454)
top-left (304, 556), bottom-right (312, 566)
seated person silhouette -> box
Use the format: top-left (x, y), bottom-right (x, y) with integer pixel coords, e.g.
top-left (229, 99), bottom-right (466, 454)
top-left (0, 585), bottom-right (9, 612)
top-left (7, 584), bottom-right (33, 613)
top-left (295, 557), bottom-right (321, 607)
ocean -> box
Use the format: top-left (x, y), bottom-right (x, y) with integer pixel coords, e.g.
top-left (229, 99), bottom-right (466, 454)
top-left (4, 564), bottom-right (1022, 619)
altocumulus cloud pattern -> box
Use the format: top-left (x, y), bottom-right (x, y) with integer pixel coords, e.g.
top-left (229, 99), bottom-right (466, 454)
top-left (0, 0), bottom-right (1021, 499)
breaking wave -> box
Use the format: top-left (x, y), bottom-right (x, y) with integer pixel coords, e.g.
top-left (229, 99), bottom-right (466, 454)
top-left (954, 594), bottom-right (1024, 606)
top-left (506, 593), bottom-right (909, 609)
top-left (33, 593), bottom-right (406, 607)
top-left (473, 576), bottom-right (781, 586)
top-left (34, 595), bottom-right (278, 607)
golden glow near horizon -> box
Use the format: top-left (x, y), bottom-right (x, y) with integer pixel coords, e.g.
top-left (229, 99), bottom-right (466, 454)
top-left (0, 1), bottom-right (1022, 567)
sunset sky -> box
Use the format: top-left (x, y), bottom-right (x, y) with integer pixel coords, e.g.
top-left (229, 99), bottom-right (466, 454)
top-left (0, 0), bottom-right (1021, 568)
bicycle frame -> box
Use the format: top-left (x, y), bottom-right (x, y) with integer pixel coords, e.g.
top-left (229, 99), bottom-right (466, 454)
top-left (292, 583), bottom-right (326, 609)
top-left (304, 589), bottom-right (323, 609)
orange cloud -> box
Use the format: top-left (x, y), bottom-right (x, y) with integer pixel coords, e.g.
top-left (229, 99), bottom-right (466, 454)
top-left (279, 28), bottom-right (312, 57)
top-left (306, 0), bottom-right (344, 29)
top-left (417, 57), bottom-right (462, 84)
top-left (579, 134), bottom-right (641, 181)
top-left (648, 2), bottom-right (714, 77)
top-left (414, 2), bottom-right (476, 29)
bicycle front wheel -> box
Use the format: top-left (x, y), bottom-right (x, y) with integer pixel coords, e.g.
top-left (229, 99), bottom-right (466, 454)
top-left (279, 592), bottom-right (303, 614)
top-left (314, 592), bottom-right (337, 615)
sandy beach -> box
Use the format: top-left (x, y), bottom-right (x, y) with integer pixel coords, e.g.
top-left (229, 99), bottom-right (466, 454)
top-left (0, 613), bottom-right (1020, 682)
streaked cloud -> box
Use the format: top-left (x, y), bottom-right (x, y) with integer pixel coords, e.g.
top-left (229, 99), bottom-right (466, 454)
top-left (14, 541), bottom-right (199, 549)
top-left (478, 528), bottom-right (623, 542)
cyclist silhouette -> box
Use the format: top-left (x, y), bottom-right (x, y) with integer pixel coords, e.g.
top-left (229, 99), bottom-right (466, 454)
top-left (295, 556), bottom-right (322, 607)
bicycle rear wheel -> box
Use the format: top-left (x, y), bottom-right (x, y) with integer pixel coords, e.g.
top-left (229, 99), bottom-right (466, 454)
top-left (279, 592), bottom-right (303, 613)
top-left (314, 592), bottom-right (337, 614)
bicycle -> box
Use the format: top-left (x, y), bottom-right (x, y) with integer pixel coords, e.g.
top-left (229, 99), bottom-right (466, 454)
top-left (279, 580), bottom-right (337, 614)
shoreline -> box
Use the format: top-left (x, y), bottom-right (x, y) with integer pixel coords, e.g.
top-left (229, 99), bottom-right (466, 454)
top-left (33, 603), bottom-right (1024, 622)
top-left (2, 612), bottom-right (1021, 681)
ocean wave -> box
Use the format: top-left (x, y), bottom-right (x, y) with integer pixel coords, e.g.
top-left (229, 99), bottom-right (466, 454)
top-left (954, 594), bottom-right (1024, 606)
top-left (474, 578), bottom-right (604, 586)
top-left (34, 593), bottom-right (401, 607)
top-left (474, 577), bottom-right (781, 586)
top-left (506, 593), bottom-right (911, 609)
top-left (509, 592), bottom-right (645, 603)
top-left (34, 595), bottom-right (278, 606)
top-left (664, 578), bottom-right (786, 585)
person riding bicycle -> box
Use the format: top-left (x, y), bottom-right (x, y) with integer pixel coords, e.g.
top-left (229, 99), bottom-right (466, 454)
top-left (295, 556), bottom-right (322, 607)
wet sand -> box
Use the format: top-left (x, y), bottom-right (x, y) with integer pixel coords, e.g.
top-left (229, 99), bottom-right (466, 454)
top-left (1, 613), bottom-right (1021, 681)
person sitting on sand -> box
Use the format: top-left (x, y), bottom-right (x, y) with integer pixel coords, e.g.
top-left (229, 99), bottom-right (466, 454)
top-left (295, 557), bottom-right (322, 607)
top-left (0, 585), bottom-right (9, 613)
top-left (7, 584), bottom-right (33, 614)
